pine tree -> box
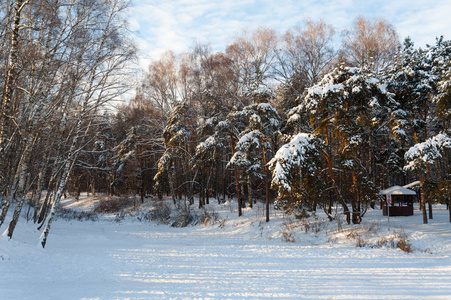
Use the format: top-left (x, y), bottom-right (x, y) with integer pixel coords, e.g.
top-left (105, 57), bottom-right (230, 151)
top-left (268, 133), bottom-right (323, 216)
top-left (154, 104), bottom-right (197, 206)
top-left (388, 37), bottom-right (449, 223)
top-left (227, 92), bottom-right (281, 219)
top-left (302, 65), bottom-right (391, 223)
top-left (191, 116), bottom-right (227, 207)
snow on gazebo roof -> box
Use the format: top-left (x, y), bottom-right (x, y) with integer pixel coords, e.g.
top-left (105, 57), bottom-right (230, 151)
top-left (403, 181), bottom-right (420, 189)
top-left (380, 185), bottom-right (417, 195)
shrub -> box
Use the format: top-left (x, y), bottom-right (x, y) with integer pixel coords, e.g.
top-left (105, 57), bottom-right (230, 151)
top-left (370, 230), bottom-right (413, 253)
top-left (396, 232), bottom-right (413, 253)
top-left (145, 202), bottom-right (172, 224)
top-left (282, 230), bottom-right (295, 243)
top-left (93, 197), bottom-right (133, 213)
top-left (172, 209), bottom-right (193, 228)
top-left (55, 207), bottom-right (98, 222)
top-left (195, 207), bottom-right (221, 225)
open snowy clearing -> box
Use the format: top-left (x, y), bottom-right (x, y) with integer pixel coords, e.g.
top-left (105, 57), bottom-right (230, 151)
top-left (1, 197), bottom-right (450, 299)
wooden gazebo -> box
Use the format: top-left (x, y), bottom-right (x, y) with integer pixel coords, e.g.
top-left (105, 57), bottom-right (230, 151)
top-left (380, 186), bottom-right (416, 216)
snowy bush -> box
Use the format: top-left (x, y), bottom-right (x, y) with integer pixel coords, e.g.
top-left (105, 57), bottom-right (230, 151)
top-left (193, 207), bottom-right (222, 226)
top-left (171, 210), bottom-right (193, 228)
top-left (142, 202), bottom-right (172, 224)
top-left (55, 208), bottom-right (99, 222)
top-left (93, 197), bottom-right (134, 213)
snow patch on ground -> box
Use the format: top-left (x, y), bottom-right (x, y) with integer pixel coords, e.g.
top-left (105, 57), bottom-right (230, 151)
top-left (0, 196), bottom-right (450, 299)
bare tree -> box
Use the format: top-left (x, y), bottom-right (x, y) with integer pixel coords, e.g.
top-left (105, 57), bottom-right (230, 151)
top-left (341, 16), bottom-right (400, 73)
top-left (226, 27), bottom-right (278, 103)
top-left (0, 0), bottom-right (136, 246)
top-left (140, 51), bottom-right (179, 122)
top-left (278, 20), bottom-right (335, 88)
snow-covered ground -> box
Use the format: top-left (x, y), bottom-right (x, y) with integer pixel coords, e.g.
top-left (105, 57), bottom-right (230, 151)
top-left (1, 197), bottom-right (450, 299)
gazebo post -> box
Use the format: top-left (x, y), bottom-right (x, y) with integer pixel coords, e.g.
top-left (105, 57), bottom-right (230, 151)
top-left (387, 193), bottom-right (391, 231)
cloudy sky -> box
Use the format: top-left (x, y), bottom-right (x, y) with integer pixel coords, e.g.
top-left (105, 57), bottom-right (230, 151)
top-left (129, 0), bottom-right (451, 68)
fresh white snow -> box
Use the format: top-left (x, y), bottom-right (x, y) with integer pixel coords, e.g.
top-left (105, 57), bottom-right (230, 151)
top-left (1, 196), bottom-right (450, 299)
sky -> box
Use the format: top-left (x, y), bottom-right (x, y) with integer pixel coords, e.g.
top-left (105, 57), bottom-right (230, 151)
top-left (128, 0), bottom-right (451, 69)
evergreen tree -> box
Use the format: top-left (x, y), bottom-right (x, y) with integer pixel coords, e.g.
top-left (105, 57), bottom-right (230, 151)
top-left (154, 104), bottom-right (197, 206)
top-left (268, 133), bottom-right (323, 217)
top-left (227, 92), bottom-right (281, 219)
top-left (302, 65), bottom-right (391, 223)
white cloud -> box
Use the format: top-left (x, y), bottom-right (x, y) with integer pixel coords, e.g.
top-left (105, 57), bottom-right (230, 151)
top-left (130, 0), bottom-right (451, 70)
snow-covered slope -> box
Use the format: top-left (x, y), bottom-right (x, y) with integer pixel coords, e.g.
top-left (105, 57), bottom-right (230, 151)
top-left (1, 197), bottom-right (450, 299)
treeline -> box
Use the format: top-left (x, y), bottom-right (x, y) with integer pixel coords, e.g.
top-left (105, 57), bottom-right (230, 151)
top-left (0, 1), bottom-right (450, 247)
top-left (109, 18), bottom-right (450, 225)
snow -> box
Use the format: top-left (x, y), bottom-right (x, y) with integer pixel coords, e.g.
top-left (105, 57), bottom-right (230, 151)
top-left (235, 130), bottom-right (262, 151)
top-left (377, 83), bottom-right (388, 94)
top-left (405, 133), bottom-right (451, 170)
top-left (369, 96), bottom-right (379, 108)
top-left (195, 136), bottom-right (221, 152)
top-left (392, 109), bottom-right (408, 117)
top-left (216, 121), bottom-right (229, 129)
top-left (380, 186), bottom-right (417, 195)
top-left (1, 197), bottom-right (450, 299)
top-left (257, 102), bottom-right (278, 114)
top-left (365, 77), bottom-right (379, 85)
top-left (287, 113), bottom-right (300, 123)
top-left (250, 113), bottom-right (261, 125)
top-left (308, 83), bottom-right (345, 98)
top-left (269, 133), bottom-right (318, 192)
top-left (342, 159), bottom-right (355, 168)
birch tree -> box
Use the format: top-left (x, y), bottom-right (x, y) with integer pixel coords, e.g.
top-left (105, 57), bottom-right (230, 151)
top-left (0, 0), bottom-right (136, 246)
top-left (341, 17), bottom-right (400, 73)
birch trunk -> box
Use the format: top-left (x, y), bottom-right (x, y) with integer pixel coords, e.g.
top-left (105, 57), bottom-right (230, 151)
top-left (40, 149), bottom-right (77, 248)
top-left (0, 0), bottom-right (29, 149)
top-left (6, 134), bottom-right (37, 238)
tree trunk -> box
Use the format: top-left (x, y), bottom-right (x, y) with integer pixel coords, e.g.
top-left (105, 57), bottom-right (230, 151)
top-left (323, 148), bottom-right (350, 224)
top-left (0, 149), bottom-right (24, 228)
top-left (169, 172), bottom-right (176, 205)
top-left (6, 134), bottom-right (37, 238)
top-left (0, 0), bottom-right (29, 149)
top-left (263, 155), bottom-right (270, 222)
top-left (33, 153), bottom-right (50, 222)
top-left (230, 134), bottom-right (242, 217)
top-left (242, 184), bottom-right (247, 208)
top-left (41, 117), bottom-right (88, 247)
top-left (428, 201), bottom-right (433, 219)
top-left (422, 199), bottom-right (428, 224)
top-left (205, 166), bottom-right (212, 205)
top-left (351, 170), bottom-right (361, 224)
top-left (199, 172), bottom-right (204, 209)
top-left (91, 176), bottom-right (96, 197)
top-left (418, 172), bottom-right (428, 224)
top-left (260, 140), bottom-right (270, 222)
top-left (37, 156), bottom-right (63, 225)
top-left (37, 191), bottom-right (53, 227)
top-left (448, 198), bottom-right (451, 223)
top-left (247, 175), bottom-right (252, 208)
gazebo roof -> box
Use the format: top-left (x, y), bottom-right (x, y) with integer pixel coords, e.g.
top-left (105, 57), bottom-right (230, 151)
top-left (403, 181), bottom-right (420, 189)
top-left (380, 185), bottom-right (417, 195)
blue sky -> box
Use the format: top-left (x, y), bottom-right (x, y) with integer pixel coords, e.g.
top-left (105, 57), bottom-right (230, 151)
top-left (129, 0), bottom-right (451, 68)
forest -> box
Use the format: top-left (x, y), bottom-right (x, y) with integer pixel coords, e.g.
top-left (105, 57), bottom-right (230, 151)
top-left (0, 0), bottom-right (450, 247)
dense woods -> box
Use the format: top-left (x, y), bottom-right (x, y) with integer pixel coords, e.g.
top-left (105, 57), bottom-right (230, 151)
top-left (0, 0), bottom-right (449, 247)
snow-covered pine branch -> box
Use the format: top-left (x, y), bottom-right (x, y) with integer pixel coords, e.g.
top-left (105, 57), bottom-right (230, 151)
top-left (268, 133), bottom-right (320, 195)
top-left (404, 133), bottom-right (451, 170)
